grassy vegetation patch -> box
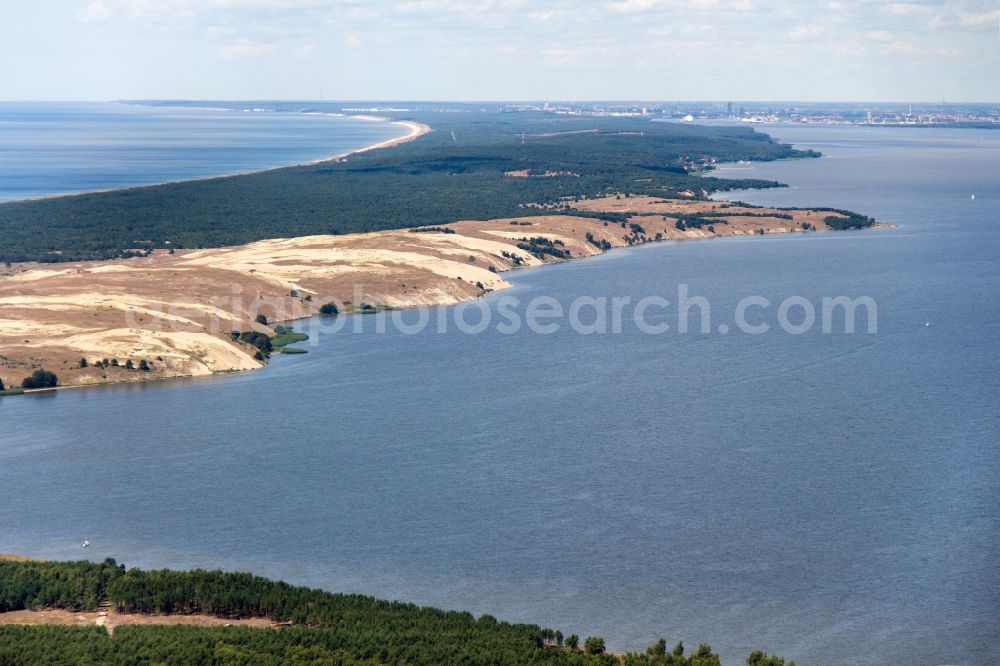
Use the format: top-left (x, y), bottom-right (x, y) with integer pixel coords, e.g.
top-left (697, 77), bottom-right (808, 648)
top-left (270, 331), bottom-right (309, 348)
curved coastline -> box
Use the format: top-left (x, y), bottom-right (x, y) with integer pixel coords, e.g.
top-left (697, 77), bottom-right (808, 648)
top-left (0, 195), bottom-right (881, 397)
top-left (0, 107), bottom-right (428, 205)
top-left (0, 118), bottom-right (877, 396)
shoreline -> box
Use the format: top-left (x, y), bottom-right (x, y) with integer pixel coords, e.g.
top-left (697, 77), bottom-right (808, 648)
top-left (0, 196), bottom-right (884, 396)
top-left (0, 109), bottom-right (429, 206)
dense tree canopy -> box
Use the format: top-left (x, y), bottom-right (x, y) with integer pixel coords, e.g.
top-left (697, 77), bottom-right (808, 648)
top-left (0, 112), bottom-right (815, 263)
top-left (0, 559), bottom-right (793, 666)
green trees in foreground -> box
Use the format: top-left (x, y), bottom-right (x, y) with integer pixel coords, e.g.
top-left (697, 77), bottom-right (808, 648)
top-left (585, 636), bottom-right (607, 654)
top-left (746, 650), bottom-right (795, 666)
top-left (623, 640), bottom-right (720, 666)
top-left (0, 559), bottom-right (119, 611)
top-left (0, 559), bottom-right (793, 666)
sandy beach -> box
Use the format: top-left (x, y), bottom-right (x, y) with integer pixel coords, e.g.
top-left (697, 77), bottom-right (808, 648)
top-left (327, 118), bottom-right (430, 161)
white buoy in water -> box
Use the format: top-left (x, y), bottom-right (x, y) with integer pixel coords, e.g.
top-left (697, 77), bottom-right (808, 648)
top-left (971, 194), bottom-right (975, 200)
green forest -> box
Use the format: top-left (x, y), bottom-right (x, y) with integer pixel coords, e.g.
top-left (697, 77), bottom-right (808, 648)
top-left (0, 559), bottom-right (794, 665)
top-left (0, 112), bottom-right (818, 263)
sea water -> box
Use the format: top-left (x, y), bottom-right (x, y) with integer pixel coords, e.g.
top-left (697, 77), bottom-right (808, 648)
top-left (0, 123), bottom-right (997, 665)
top-left (0, 102), bottom-right (404, 201)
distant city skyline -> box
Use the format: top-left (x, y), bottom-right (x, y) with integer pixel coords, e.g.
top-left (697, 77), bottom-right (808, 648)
top-left (3, 0), bottom-right (999, 102)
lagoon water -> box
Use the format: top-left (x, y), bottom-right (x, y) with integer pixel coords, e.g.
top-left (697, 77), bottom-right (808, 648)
top-left (0, 102), bottom-right (404, 201)
top-left (1, 124), bottom-right (998, 665)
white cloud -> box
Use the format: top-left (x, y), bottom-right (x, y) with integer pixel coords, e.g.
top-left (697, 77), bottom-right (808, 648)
top-left (206, 24), bottom-right (237, 38)
top-left (55, 0), bottom-right (1000, 101)
top-left (541, 45), bottom-right (582, 65)
top-left (540, 42), bottom-right (616, 66)
top-left (79, 0), bottom-right (112, 22)
top-left (210, 0), bottom-right (330, 8)
top-left (612, 0), bottom-right (661, 13)
top-left (527, 10), bottom-right (555, 22)
top-left (883, 40), bottom-right (917, 53)
top-left (681, 23), bottom-right (713, 34)
top-left (958, 10), bottom-right (999, 27)
top-left (610, 0), bottom-right (754, 13)
top-left (883, 3), bottom-right (924, 16)
top-left (393, 0), bottom-right (496, 15)
top-left (926, 8), bottom-right (999, 30)
top-left (646, 25), bottom-right (674, 37)
top-left (789, 24), bottom-right (823, 39)
top-left (76, 0), bottom-right (204, 25)
top-left (219, 39), bottom-right (275, 59)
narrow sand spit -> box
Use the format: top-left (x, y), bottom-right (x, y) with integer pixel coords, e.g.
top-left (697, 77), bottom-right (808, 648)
top-left (0, 197), bottom-right (864, 390)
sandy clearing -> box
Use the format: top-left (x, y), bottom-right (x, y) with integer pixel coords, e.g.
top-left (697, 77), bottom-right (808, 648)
top-left (0, 294), bottom-right (238, 325)
top-left (409, 230), bottom-right (537, 258)
top-left (0, 318), bottom-right (95, 337)
top-left (0, 269), bottom-right (77, 282)
top-left (185, 245), bottom-right (506, 287)
top-left (481, 229), bottom-right (577, 245)
top-left (0, 608), bottom-right (277, 634)
top-left (57, 329), bottom-right (261, 374)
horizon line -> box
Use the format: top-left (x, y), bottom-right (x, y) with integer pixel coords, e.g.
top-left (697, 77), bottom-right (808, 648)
top-left (1, 98), bottom-right (999, 106)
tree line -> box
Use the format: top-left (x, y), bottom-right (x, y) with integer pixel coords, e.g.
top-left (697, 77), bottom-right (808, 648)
top-left (0, 559), bottom-right (794, 666)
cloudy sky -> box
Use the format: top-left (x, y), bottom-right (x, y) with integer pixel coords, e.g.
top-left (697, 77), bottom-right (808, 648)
top-left (3, 0), bottom-right (998, 101)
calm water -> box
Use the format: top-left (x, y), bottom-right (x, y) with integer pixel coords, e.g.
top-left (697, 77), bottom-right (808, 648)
top-left (1, 125), bottom-right (998, 665)
top-left (0, 102), bottom-right (404, 201)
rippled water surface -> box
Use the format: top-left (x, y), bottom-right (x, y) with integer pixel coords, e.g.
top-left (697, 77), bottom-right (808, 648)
top-left (0, 102), bottom-right (403, 201)
top-left (1, 124), bottom-right (998, 665)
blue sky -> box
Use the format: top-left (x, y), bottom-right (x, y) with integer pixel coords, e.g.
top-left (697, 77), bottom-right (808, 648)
top-left (3, 0), bottom-right (998, 101)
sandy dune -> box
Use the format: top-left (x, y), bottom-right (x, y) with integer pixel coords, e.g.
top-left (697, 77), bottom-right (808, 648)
top-left (0, 198), bottom-right (861, 390)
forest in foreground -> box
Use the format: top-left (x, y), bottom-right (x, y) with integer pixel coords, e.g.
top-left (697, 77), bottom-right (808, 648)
top-left (0, 110), bottom-right (819, 264)
top-left (0, 558), bottom-right (794, 666)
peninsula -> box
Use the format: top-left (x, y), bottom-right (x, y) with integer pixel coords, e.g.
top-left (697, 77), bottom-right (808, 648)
top-left (0, 110), bottom-right (879, 391)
